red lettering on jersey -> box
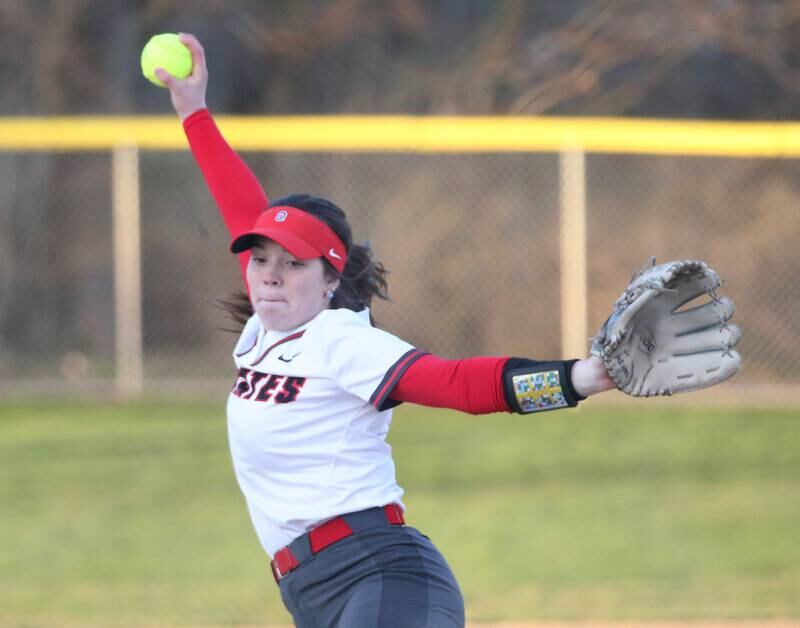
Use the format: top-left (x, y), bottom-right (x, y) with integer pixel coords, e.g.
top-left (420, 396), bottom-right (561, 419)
top-left (232, 368), bottom-right (306, 405)
top-left (242, 371), bottom-right (268, 400)
top-left (255, 374), bottom-right (286, 402)
top-left (233, 368), bottom-right (247, 395)
top-left (233, 367), bottom-right (255, 398)
top-left (275, 377), bottom-right (306, 403)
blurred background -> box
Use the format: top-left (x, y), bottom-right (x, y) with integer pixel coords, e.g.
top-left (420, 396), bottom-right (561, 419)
top-left (2, 2), bottom-right (800, 626)
top-left (1, 0), bottom-right (799, 398)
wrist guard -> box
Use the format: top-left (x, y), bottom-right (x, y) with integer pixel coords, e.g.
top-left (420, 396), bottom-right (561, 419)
top-left (503, 358), bottom-right (585, 414)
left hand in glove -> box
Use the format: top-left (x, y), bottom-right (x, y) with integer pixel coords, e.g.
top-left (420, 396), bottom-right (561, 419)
top-left (591, 258), bottom-right (742, 396)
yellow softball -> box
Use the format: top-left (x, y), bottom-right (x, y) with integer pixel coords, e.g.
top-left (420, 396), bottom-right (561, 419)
top-left (140, 33), bottom-right (192, 87)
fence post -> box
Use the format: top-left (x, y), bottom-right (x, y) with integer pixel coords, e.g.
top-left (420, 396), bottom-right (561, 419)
top-left (559, 148), bottom-right (588, 360)
top-left (112, 145), bottom-right (143, 397)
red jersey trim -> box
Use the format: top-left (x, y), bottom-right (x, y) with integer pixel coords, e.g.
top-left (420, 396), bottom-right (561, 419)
top-left (235, 335), bottom-right (258, 358)
top-left (250, 331), bottom-right (306, 367)
top-left (369, 349), bottom-right (428, 410)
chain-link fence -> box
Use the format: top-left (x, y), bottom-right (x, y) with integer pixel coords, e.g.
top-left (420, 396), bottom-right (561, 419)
top-left (1, 121), bottom-right (798, 400)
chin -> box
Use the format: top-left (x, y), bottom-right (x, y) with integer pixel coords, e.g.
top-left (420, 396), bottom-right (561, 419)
top-left (257, 313), bottom-right (287, 331)
top-left (255, 309), bottom-right (297, 331)
top-left (256, 307), bottom-right (325, 332)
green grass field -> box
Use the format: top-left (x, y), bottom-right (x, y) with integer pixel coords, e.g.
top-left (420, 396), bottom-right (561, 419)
top-left (1, 400), bottom-right (798, 627)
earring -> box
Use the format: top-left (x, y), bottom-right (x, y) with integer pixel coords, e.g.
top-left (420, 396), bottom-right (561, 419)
top-left (325, 289), bottom-right (335, 300)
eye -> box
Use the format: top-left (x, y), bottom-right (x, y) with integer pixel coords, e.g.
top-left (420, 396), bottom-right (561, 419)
top-left (287, 260), bottom-right (304, 268)
top-left (250, 255), bottom-right (266, 264)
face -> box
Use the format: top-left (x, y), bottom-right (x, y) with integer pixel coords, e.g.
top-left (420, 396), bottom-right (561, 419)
top-left (246, 239), bottom-right (339, 331)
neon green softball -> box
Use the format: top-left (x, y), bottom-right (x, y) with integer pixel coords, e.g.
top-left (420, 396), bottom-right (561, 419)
top-left (141, 33), bottom-right (192, 87)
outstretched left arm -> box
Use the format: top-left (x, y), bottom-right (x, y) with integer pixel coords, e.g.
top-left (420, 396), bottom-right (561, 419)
top-left (388, 354), bottom-right (614, 415)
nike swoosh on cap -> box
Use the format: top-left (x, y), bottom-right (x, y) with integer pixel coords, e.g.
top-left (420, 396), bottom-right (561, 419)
top-left (328, 248), bottom-right (342, 260)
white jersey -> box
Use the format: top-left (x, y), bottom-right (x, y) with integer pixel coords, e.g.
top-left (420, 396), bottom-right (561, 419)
top-left (227, 307), bottom-right (424, 556)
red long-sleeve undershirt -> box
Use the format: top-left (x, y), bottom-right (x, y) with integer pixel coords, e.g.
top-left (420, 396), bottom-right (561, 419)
top-left (182, 108), bottom-right (512, 415)
top-left (183, 108), bottom-right (265, 279)
top-left (391, 354), bottom-right (511, 413)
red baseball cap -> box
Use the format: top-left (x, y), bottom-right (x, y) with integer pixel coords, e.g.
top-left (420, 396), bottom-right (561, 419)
top-left (230, 206), bottom-right (348, 273)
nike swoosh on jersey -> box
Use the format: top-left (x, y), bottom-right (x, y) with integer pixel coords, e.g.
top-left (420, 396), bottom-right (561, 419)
top-left (278, 352), bottom-right (302, 363)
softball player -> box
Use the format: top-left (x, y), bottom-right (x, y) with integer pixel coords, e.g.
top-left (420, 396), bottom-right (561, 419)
top-left (159, 34), bottom-right (615, 628)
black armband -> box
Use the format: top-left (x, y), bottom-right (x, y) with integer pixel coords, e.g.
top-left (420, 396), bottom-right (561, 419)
top-left (502, 358), bottom-right (585, 414)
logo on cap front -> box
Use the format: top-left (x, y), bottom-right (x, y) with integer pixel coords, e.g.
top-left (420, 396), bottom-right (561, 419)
top-left (275, 210), bottom-right (288, 222)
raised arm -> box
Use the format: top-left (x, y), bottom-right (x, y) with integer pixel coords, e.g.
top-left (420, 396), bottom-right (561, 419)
top-left (157, 33), bottom-right (266, 281)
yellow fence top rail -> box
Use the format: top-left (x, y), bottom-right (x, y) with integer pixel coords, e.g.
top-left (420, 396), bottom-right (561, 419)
top-left (2, 115), bottom-right (800, 157)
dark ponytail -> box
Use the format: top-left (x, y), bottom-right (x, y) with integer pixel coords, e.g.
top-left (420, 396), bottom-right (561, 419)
top-left (219, 194), bottom-right (388, 331)
top-left (331, 239), bottom-right (388, 313)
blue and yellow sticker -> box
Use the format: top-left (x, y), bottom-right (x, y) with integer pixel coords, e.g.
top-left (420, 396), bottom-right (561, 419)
top-left (512, 369), bottom-right (567, 412)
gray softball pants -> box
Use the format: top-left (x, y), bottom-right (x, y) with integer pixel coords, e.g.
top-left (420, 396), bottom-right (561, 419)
top-left (277, 517), bottom-right (465, 627)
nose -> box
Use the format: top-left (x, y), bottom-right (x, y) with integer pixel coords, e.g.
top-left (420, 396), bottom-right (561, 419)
top-left (257, 259), bottom-right (282, 286)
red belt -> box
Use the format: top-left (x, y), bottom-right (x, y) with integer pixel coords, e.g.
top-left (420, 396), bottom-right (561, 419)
top-left (271, 503), bottom-right (405, 583)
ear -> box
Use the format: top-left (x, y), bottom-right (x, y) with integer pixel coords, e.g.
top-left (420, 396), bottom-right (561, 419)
top-left (327, 277), bottom-right (341, 293)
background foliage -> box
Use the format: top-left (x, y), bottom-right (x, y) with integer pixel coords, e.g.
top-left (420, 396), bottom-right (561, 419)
top-left (3, 1), bottom-right (800, 118)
